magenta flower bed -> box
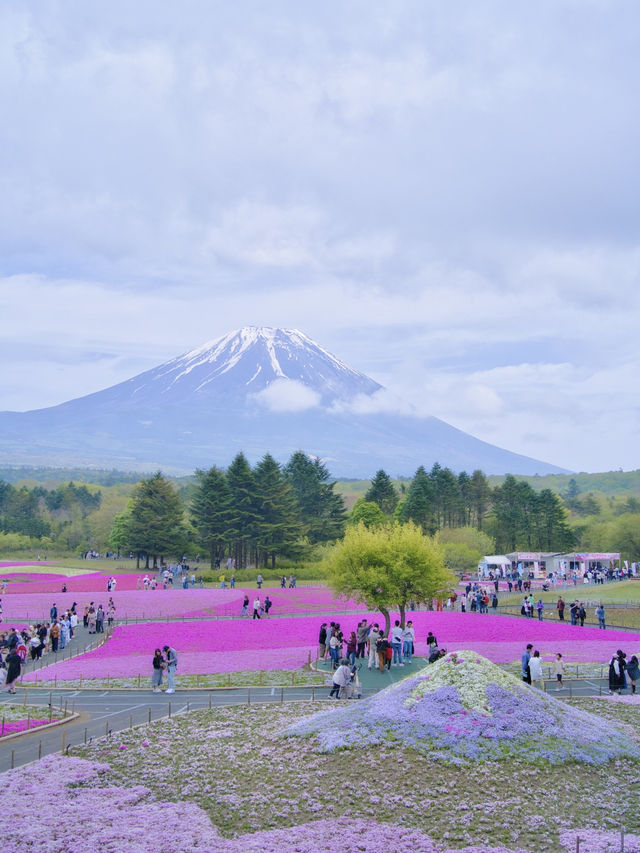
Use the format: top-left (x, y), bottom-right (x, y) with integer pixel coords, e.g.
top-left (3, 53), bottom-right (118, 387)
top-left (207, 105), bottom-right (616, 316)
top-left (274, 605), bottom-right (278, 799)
top-left (1, 585), bottom-right (364, 620)
top-left (21, 610), bottom-right (640, 682)
top-left (0, 718), bottom-right (57, 736)
top-left (0, 588), bottom-right (239, 620)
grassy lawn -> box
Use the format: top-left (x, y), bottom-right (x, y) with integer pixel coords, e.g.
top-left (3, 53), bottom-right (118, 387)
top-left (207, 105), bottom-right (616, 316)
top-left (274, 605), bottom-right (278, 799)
top-left (26, 669), bottom-right (328, 690)
top-left (498, 579), bottom-right (640, 605)
top-left (70, 697), bottom-right (640, 851)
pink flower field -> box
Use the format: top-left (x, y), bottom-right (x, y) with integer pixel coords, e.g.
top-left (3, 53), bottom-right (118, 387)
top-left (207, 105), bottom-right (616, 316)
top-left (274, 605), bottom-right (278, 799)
top-left (0, 585), bottom-right (364, 620)
top-left (20, 609), bottom-right (640, 682)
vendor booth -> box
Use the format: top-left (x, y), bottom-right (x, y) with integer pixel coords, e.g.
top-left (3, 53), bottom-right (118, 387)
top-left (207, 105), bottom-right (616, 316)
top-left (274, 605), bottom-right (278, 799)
top-left (551, 552), bottom-right (620, 579)
top-left (478, 555), bottom-right (511, 578)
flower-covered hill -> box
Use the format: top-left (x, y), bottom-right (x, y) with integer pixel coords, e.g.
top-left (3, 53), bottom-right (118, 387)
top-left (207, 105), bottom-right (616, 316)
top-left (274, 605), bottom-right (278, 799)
top-left (286, 651), bottom-right (640, 765)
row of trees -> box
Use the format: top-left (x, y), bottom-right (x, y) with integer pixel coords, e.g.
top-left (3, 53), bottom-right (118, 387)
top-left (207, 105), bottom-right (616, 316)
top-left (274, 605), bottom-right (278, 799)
top-left (110, 452), bottom-right (346, 569)
top-left (1, 458), bottom-right (639, 564)
top-left (353, 467), bottom-right (576, 554)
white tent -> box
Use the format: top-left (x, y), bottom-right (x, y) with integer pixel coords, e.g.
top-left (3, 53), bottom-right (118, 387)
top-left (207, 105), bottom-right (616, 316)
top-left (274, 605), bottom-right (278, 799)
top-left (478, 555), bottom-right (511, 577)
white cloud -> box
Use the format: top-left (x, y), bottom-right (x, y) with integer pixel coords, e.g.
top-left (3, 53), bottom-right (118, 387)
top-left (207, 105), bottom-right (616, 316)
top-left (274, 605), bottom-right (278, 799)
top-left (251, 379), bottom-right (321, 413)
top-left (1, 3), bottom-right (639, 470)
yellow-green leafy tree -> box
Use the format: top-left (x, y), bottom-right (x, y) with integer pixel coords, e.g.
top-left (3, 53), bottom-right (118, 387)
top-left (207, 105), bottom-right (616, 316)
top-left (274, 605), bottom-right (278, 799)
top-left (326, 521), bottom-right (456, 635)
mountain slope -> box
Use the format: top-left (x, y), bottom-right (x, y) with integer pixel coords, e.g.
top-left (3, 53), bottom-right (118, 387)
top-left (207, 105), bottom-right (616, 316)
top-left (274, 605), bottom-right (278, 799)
top-left (0, 327), bottom-right (568, 477)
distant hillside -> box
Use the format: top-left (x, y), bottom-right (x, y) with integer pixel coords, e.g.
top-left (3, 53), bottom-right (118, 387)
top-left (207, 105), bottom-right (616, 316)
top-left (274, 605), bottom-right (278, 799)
top-left (333, 469), bottom-right (640, 503)
top-left (486, 470), bottom-right (640, 496)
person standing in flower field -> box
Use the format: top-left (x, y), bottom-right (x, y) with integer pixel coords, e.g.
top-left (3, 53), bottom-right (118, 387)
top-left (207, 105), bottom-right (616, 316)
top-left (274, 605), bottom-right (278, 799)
top-left (536, 599), bottom-right (544, 621)
top-left (554, 653), bottom-right (565, 690)
top-left (528, 650), bottom-right (544, 689)
top-left (318, 623), bottom-right (327, 659)
top-left (557, 596), bottom-right (565, 620)
top-left (151, 648), bottom-right (165, 693)
top-left (162, 644), bottom-right (177, 693)
top-left (241, 594), bottom-right (249, 616)
top-left (626, 655), bottom-right (639, 694)
top-left (402, 620), bottom-right (415, 664)
top-left (256, 573), bottom-right (263, 589)
top-left (595, 603), bottom-right (606, 629)
top-left (252, 597), bottom-right (261, 619)
top-left (521, 643), bottom-right (533, 684)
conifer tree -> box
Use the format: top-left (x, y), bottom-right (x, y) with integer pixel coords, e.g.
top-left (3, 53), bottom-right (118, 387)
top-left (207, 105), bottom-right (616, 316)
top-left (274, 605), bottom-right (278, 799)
top-left (364, 469), bottom-right (398, 516)
top-left (284, 451), bottom-right (346, 543)
top-left (125, 472), bottom-right (186, 569)
top-left (191, 466), bottom-right (232, 568)
top-left (254, 453), bottom-right (302, 568)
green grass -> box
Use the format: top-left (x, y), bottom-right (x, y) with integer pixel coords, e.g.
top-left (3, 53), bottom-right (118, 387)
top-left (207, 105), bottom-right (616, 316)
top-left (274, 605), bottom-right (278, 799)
top-left (26, 669), bottom-right (328, 690)
top-left (499, 579), bottom-right (640, 606)
top-left (70, 698), bottom-right (640, 850)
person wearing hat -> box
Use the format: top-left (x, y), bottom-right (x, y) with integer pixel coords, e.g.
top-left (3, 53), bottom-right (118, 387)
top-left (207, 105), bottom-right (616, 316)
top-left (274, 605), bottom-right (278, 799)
top-left (162, 645), bottom-right (178, 693)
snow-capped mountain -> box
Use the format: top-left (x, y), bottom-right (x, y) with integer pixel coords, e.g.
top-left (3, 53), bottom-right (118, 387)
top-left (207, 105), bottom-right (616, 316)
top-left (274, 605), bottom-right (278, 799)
top-left (0, 327), bottom-right (568, 477)
top-left (111, 326), bottom-right (382, 407)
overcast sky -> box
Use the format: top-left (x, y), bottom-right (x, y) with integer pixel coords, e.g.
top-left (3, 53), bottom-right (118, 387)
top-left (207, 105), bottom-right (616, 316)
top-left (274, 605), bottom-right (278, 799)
top-left (1, 1), bottom-right (639, 474)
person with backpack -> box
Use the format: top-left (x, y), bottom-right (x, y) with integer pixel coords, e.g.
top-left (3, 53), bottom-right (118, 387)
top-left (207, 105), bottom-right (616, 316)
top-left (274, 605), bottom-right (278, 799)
top-left (162, 645), bottom-right (178, 693)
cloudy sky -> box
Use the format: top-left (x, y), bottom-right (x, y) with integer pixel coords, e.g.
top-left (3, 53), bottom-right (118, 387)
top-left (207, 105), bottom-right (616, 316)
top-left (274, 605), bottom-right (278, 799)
top-left (1, 1), bottom-right (639, 473)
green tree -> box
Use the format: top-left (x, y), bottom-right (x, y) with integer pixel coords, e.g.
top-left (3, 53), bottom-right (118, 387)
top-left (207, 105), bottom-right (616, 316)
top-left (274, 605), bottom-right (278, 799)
top-left (534, 489), bottom-right (576, 551)
top-left (364, 469), bottom-right (398, 516)
top-left (226, 452), bottom-right (259, 569)
top-left (285, 451), bottom-right (346, 543)
top-left (253, 453), bottom-right (302, 568)
top-left (397, 466), bottom-right (435, 533)
top-left (326, 521), bottom-right (455, 634)
top-left (191, 466), bottom-right (233, 568)
top-left (109, 509), bottom-right (132, 558)
top-left (125, 473), bottom-right (186, 569)
top-left (349, 498), bottom-right (385, 528)
top-left (468, 469), bottom-right (491, 529)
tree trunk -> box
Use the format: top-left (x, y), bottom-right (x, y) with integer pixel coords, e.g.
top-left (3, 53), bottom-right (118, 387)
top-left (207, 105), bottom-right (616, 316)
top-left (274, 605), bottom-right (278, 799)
top-left (399, 603), bottom-right (406, 629)
top-left (145, 553), bottom-right (150, 570)
top-left (379, 606), bottom-right (391, 637)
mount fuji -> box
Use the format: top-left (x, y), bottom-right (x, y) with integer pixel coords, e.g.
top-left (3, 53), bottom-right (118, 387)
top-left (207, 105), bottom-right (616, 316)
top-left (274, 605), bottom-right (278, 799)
top-left (0, 327), bottom-right (567, 477)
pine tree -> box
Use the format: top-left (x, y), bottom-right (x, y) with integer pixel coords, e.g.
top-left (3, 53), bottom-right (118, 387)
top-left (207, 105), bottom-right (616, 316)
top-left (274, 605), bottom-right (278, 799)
top-left (226, 452), bottom-right (259, 568)
top-left (191, 466), bottom-right (233, 568)
top-left (253, 453), bottom-right (302, 568)
top-left (284, 451), bottom-right (346, 543)
top-left (364, 469), bottom-right (398, 516)
top-left (398, 466), bottom-right (435, 534)
top-left (125, 473), bottom-right (186, 569)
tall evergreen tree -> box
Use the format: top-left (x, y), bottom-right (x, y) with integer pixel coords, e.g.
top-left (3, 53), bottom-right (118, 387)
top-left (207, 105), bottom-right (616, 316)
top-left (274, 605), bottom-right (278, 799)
top-left (284, 451), bottom-right (346, 543)
top-left (469, 469), bottom-right (491, 529)
top-left (226, 452), bottom-right (259, 568)
top-left (191, 466), bottom-right (233, 568)
top-left (364, 469), bottom-right (398, 516)
top-left (253, 453), bottom-right (302, 568)
top-left (125, 473), bottom-right (186, 569)
top-left (398, 466), bottom-right (435, 534)
top-left (534, 489), bottom-right (576, 551)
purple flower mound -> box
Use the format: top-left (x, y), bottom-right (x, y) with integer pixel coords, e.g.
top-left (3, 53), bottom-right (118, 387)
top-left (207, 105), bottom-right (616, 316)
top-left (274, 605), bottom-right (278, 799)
top-left (0, 755), bottom-right (533, 853)
top-left (285, 652), bottom-right (640, 765)
top-left (0, 754), bottom-right (223, 852)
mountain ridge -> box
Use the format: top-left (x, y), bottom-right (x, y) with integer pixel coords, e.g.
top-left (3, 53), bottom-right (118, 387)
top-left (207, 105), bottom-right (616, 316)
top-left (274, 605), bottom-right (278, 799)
top-left (0, 326), bottom-right (569, 477)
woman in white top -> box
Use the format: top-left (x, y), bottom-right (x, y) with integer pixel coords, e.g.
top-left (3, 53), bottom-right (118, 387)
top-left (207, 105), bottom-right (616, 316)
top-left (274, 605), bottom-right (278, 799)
top-left (528, 650), bottom-right (544, 688)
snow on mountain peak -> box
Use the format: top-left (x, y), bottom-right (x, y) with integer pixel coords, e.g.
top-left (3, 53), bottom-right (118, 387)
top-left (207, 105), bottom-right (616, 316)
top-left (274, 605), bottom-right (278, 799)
top-left (148, 326), bottom-right (383, 406)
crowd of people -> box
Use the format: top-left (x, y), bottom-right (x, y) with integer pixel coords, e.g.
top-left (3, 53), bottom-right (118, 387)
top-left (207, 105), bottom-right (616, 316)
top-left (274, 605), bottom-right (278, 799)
top-left (240, 595), bottom-right (273, 618)
top-left (520, 642), bottom-right (639, 694)
top-left (318, 619), bottom-right (446, 675)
